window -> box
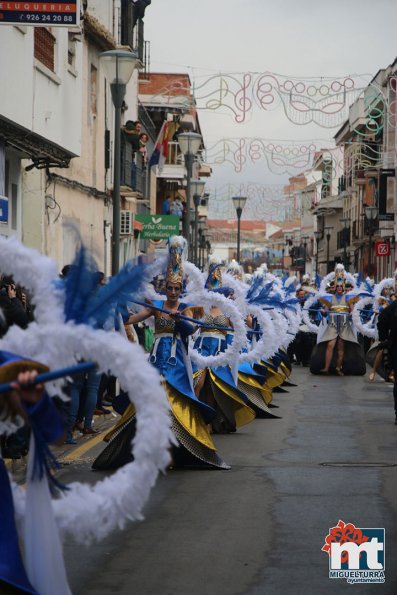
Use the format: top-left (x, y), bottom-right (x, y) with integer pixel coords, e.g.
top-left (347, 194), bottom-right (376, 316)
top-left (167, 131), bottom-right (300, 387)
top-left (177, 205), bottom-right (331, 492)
top-left (34, 28), bottom-right (56, 72)
top-left (90, 65), bottom-right (97, 115)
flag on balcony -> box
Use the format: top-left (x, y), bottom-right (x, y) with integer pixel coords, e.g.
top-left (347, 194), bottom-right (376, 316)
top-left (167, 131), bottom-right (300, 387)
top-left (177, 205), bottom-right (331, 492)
top-left (149, 121), bottom-right (169, 173)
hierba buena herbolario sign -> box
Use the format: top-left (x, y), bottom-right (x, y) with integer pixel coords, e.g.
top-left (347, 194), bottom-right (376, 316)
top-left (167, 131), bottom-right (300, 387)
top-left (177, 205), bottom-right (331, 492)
top-left (135, 214), bottom-right (180, 240)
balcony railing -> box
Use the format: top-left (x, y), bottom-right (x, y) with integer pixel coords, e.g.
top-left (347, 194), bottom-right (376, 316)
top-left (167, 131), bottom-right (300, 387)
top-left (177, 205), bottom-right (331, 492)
top-left (121, 147), bottom-right (147, 196)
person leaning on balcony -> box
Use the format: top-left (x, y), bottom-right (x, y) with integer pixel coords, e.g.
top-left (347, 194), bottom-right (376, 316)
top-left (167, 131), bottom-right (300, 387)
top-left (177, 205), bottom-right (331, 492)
top-left (170, 197), bottom-right (184, 218)
top-left (123, 120), bottom-right (142, 191)
top-left (139, 132), bottom-right (149, 166)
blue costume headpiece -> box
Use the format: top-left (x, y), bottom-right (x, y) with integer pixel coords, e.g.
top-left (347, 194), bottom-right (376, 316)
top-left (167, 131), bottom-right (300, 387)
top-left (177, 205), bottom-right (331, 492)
top-left (166, 236), bottom-right (187, 286)
top-left (205, 257), bottom-right (223, 289)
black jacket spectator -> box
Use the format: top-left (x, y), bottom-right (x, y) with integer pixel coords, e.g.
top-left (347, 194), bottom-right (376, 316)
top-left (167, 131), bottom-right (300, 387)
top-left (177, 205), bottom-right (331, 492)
top-left (377, 300), bottom-right (397, 346)
top-left (0, 280), bottom-right (30, 337)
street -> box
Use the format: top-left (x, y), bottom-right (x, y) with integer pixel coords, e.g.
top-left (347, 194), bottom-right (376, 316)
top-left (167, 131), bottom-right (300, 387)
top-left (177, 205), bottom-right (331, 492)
top-left (61, 368), bottom-right (397, 595)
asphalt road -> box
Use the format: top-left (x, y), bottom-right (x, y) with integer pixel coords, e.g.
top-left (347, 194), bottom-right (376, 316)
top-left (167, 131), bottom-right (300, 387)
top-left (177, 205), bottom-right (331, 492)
top-left (62, 367), bottom-right (397, 595)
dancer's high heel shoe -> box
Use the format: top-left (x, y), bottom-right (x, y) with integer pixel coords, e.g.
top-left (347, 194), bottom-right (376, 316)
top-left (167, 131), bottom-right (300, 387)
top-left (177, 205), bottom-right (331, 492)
top-left (368, 371), bottom-right (375, 382)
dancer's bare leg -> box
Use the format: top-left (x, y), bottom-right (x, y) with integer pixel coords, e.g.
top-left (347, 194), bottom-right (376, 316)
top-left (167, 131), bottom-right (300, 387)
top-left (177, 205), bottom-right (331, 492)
top-left (335, 338), bottom-right (345, 374)
top-left (369, 349), bottom-right (383, 381)
top-left (320, 338), bottom-right (337, 373)
top-left (194, 368), bottom-right (207, 397)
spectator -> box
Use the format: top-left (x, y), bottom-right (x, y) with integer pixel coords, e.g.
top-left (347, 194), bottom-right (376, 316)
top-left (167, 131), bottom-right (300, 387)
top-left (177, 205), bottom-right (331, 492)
top-left (170, 196), bottom-right (184, 218)
top-left (139, 132), bottom-right (149, 166)
top-left (162, 195), bottom-right (171, 215)
top-left (378, 300), bottom-right (397, 424)
top-left (63, 270), bottom-right (105, 443)
top-left (0, 276), bottom-right (31, 337)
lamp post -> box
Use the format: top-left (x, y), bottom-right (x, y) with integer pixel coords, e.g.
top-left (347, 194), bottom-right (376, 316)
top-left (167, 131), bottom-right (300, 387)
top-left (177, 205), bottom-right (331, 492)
top-left (365, 206), bottom-right (378, 278)
top-left (199, 229), bottom-right (205, 270)
top-left (339, 217), bottom-right (351, 270)
top-left (191, 179), bottom-right (206, 266)
top-left (302, 235), bottom-right (309, 274)
top-left (232, 196), bottom-right (247, 263)
top-left (314, 230), bottom-right (322, 277)
top-left (324, 226), bottom-right (333, 273)
top-left (99, 50), bottom-right (139, 275)
top-left (177, 132), bottom-right (202, 257)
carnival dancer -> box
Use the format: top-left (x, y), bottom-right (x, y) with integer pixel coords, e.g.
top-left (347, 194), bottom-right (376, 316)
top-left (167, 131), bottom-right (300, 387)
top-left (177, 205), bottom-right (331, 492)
top-left (193, 258), bottom-right (256, 433)
top-left (224, 269), bottom-right (285, 416)
top-left (0, 355), bottom-right (69, 595)
top-left (94, 237), bottom-right (229, 470)
top-left (310, 265), bottom-right (366, 375)
top-left (289, 288), bottom-right (317, 366)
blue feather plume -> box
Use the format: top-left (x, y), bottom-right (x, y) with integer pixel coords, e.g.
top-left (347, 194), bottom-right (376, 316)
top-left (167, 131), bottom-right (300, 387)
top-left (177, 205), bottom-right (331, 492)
top-left (364, 280), bottom-right (374, 294)
top-left (247, 281), bottom-right (274, 305)
top-left (356, 272), bottom-right (364, 286)
top-left (285, 282), bottom-right (296, 295)
top-left (245, 274), bottom-right (263, 302)
top-left (63, 245), bottom-right (99, 324)
top-left (315, 273), bottom-right (322, 289)
top-left (83, 255), bottom-right (154, 327)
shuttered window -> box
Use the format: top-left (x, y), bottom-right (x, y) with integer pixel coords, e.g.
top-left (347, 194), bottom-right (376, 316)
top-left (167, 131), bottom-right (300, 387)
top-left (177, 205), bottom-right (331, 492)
top-left (34, 28), bottom-right (56, 72)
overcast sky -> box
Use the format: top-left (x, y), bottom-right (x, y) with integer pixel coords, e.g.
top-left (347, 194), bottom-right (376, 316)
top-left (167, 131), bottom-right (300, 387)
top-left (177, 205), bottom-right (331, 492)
top-left (145, 0), bottom-right (397, 209)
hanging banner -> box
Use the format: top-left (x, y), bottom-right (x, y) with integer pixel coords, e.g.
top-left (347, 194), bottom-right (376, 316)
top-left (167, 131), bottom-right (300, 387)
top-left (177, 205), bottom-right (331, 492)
top-left (0, 1), bottom-right (80, 27)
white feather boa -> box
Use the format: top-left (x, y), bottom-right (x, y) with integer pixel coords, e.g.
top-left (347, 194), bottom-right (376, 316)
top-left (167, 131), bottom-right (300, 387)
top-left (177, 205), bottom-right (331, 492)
top-left (352, 296), bottom-right (376, 339)
top-left (4, 324), bottom-right (173, 544)
top-left (301, 294), bottom-right (321, 334)
top-left (239, 307), bottom-right (278, 363)
top-left (0, 236), bottom-right (64, 326)
top-left (0, 236), bottom-right (173, 543)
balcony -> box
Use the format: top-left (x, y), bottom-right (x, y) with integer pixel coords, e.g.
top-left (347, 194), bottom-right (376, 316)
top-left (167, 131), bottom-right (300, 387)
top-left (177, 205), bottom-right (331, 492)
top-left (152, 141), bottom-right (186, 180)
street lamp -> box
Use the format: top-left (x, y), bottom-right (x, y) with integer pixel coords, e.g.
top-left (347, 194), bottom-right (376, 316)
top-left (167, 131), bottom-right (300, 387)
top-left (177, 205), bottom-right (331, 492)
top-left (232, 196), bottom-right (247, 263)
top-left (324, 226), bottom-right (333, 273)
top-left (339, 217), bottom-right (351, 270)
top-left (177, 132), bottom-right (202, 257)
top-left (314, 230), bottom-right (322, 277)
top-left (365, 206), bottom-right (378, 278)
top-left (100, 49), bottom-right (139, 275)
top-left (191, 179), bottom-right (206, 266)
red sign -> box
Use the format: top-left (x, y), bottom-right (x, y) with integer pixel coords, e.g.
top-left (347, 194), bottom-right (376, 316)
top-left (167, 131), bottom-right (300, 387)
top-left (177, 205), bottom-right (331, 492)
top-left (375, 241), bottom-right (390, 257)
top-left (0, 1), bottom-right (79, 26)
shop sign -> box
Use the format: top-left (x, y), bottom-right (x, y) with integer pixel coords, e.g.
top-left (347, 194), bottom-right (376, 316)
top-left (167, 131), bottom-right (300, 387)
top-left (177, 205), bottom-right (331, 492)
top-left (0, 1), bottom-right (80, 27)
top-left (375, 241), bottom-right (390, 257)
top-left (135, 214), bottom-right (180, 240)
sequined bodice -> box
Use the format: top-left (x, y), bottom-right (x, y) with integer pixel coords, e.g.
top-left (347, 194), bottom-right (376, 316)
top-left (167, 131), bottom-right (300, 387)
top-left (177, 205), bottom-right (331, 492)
top-left (202, 312), bottom-right (230, 334)
top-left (154, 312), bottom-right (176, 334)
